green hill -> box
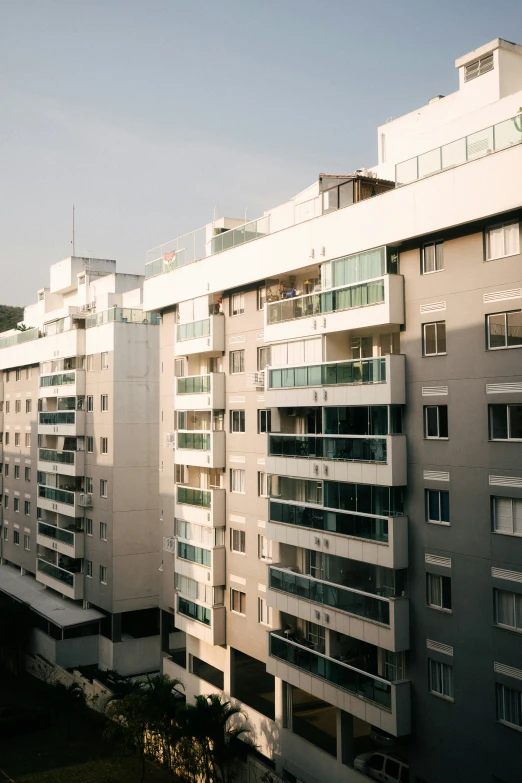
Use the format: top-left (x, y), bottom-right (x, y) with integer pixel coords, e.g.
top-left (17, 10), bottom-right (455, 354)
top-left (0, 304), bottom-right (24, 333)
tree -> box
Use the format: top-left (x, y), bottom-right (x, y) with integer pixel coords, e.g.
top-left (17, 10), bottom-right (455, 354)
top-left (0, 598), bottom-right (33, 675)
top-left (52, 681), bottom-right (86, 740)
top-left (105, 690), bottom-right (152, 783)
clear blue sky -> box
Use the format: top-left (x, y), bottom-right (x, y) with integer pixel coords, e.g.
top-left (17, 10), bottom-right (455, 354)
top-left (1, 0), bottom-right (521, 305)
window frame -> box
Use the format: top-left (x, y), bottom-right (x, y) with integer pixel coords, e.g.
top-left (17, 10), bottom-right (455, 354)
top-left (422, 321), bottom-right (447, 357)
top-left (24, 467), bottom-right (31, 482)
top-left (85, 559), bottom-right (93, 578)
top-left (85, 518), bottom-right (93, 536)
top-left (24, 501), bottom-right (30, 516)
top-left (258, 409), bottom-right (272, 434)
top-left (86, 437), bottom-right (94, 453)
top-left (496, 682), bottom-right (522, 730)
top-left (258, 471), bottom-right (268, 497)
top-left (424, 405), bottom-right (449, 439)
top-left (101, 352), bottom-right (109, 370)
top-left (428, 658), bottom-right (454, 701)
top-left (23, 534), bottom-right (30, 551)
top-left (257, 286), bottom-right (266, 310)
top-left (426, 572), bottom-right (452, 612)
top-left (100, 522), bottom-right (108, 541)
top-left (230, 588), bottom-right (246, 615)
top-left (485, 221), bottom-right (520, 262)
top-left (230, 528), bottom-right (246, 554)
top-left (87, 395), bottom-right (94, 412)
top-left (494, 588), bottom-right (522, 633)
top-left (489, 404), bottom-right (522, 441)
top-left (100, 437), bottom-right (108, 455)
top-left (258, 596), bottom-right (272, 626)
top-left (230, 468), bottom-right (245, 494)
top-left (230, 292), bottom-right (245, 317)
top-left (422, 240), bottom-right (444, 275)
top-left (13, 530), bottom-right (20, 546)
top-left (100, 479), bottom-right (108, 498)
top-left (25, 399), bottom-right (32, 414)
top-left (99, 565), bottom-right (107, 584)
top-left (492, 496), bottom-right (522, 537)
top-left (230, 410), bottom-right (246, 434)
top-left (258, 534), bottom-right (273, 562)
top-left (101, 394), bottom-right (109, 412)
top-left (486, 310), bottom-right (522, 351)
top-left (229, 350), bottom-right (245, 375)
top-left (425, 489), bottom-right (450, 525)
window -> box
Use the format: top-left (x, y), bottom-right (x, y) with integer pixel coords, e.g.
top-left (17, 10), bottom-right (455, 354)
top-left (14, 433), bottom-right (20, 447)
top-left (258, 597), bottom-right (272, 626)
top-left (257, 346), bottom-right (270, 370)
top-left (422, 241), bottom-right (444, 274)
top-left (87, 437), bottom-right (94, 453)
top-left (258, 410), bottom-right (271, 433)
top-left (13, 530), bottom-right (20, 545)
top-left (85, 477), bottom-right (93, 494)
top-left (230, 469), bottom-right (245, 494)
top-left (465, 52), bottom-right (494, 82)
top-left (100, 479), bottom-right (108, 498)
top-left (258, 534), bottom-right (273, 561)
top-left (100, 522), bottom-right (108, 541)
top-left (101, 352), bottom-right (109, 370)
top-left (15, 400), bottom-right (21, 414)
top-left (25, 399), bottom-right (31, 413)
top-left (87, 396), bottom-right (94, 412)
top-left (426, 490), bottom-right (450, 525)
top-left (15, 369), bottom-right (21, 381)
top-left (487, 311), bottom-right (522, 350)
top-left (86, 518), bottom-right (93, 536)
top-left (87, 355), bottom-right (94, 372)
top-left (494, 589), bottom-right (522, 632)
top-left (257, 286), bottom-right (266, 310)
top-left (177, 541), bottom-right (211, 567)
top-left (428, 659), bottom-right (454, 700)
top-left (492, 497), bottom-right (522, 536)
top-left (4, 433), bottom-right (9, 446)
top-left (3, 527), bottom-right (7, 540)
top-left (99, 565), bottom-right (107, 584)
top-left (26, 367), bottom-right (32, 380)
top-left (230, 528), bottom-right (246, 553)
top-left (5, 402), bottom-right (9, 414)
top-left (427, 573), bottom-right (452, 611)
top-left (14, 498), bottom-right (19, 513)
top-left (423, 321), bottom-right (446, 356)
top-left (24, 501), bottom-right (30, 516)
top-left (230, 410), bottom-right (245, 433)
top-left (424, 405), bottom-right (448, 438)
top-left (230, 350), bottom-right (245, 374)
top-left (490, 405), bottom-right (522, 440)
top-left (24, 467), bottom-right (30, 482)
top-left (486, 221), bottom-right (520, 261)
top-left (230, 589), bottom-right (246, 615)
top-left (100, 437), bottom-right (108, 454)
top-left (230, 292), bottom-right (245, 316)
top-left (23, 534), bottom-right (30, 551)
top-left (496, 683), bottom-right (522, 730)
top-left (14, 465), bottom-right (20, 479)
top-left (101, 394), bottom-right (108, 412)
top-left (175, 464), bottom-right (189, 485)
top-left (4, 464), bottom-right (8, 478)
top-left (258, 471), bottom-right (268, 497)
top-left (25, 433), bottom-right (31, 448)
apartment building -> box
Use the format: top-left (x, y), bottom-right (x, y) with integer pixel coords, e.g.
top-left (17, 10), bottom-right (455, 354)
top-left (144, 39), bottom-right (522, 783)
top-left (0, 257), bottom-right (160, 676)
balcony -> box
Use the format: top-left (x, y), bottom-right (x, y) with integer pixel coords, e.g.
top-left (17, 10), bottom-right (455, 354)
top-left (36, 558), bottom-right (83, 601)
top-left (175, 539), bottom-right (226, 586)
top-left (175, 485), bottom-right (225, 527)
top-left (176, 431), bottom-right (225, 468)
top-left (265, 354), bottom-right (405, 408)
top-left (38, 410), bottom-right (85, 437)
top-left (267, 565), bottom-right (409, 651)
top-left (174, 314), bottom-right (225, 357)
top-left (39, 369), bottom-right (86, 398)
top-left (37, 520), bottom-right (84, 559)
top-left (266, 501), bottom-right (408, 569)
top-left (175, 372), bottom-right (225, 410)
top-left (37, 448), bottom-right (85, 477)
top-left (266, 434), bottom-right (406, 486)
top-left (267, 632), bottom-right (410, 737)
top-left (84, 307), bottom-right (160, 328)
top-left (264, 275), bottom-right (404, 343)
top-left (175, 596), bottom-right (225, 646)
top-left (37, 485), bottom-right (88, 517)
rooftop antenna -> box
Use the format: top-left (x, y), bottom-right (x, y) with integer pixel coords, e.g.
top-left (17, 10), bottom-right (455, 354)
top-left (72, 204), bottom-right (76, 257)
top-left (244, 206), bottom-right (248, 224)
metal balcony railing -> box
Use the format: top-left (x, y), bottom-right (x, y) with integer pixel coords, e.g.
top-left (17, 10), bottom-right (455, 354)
top-left (269, 434), bottom-right (387, 463)
top-left (268, 357), bottom-right (386, 389)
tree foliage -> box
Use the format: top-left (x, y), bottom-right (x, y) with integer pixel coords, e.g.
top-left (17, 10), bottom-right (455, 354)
top-left (0, 304), bottom-right (24, 332)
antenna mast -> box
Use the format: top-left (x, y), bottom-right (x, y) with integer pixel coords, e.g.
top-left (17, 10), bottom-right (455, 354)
top-left (72, 205), bottom-right (75, 256)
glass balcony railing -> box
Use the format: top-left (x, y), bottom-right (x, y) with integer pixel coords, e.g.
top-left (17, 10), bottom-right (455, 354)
top-left (39, 372), bottom-right (77, 388)
top-left (38, 485), bottom-right (75, 505)
top-left (37, 559), bottom-right (75, 588)
top-left (396, 113), bottom-right (522, 186)
top-left (269, 357), bottom-right (386, 389)
top-left (38, 521), bottom-right (75, 547)
top-left (38, 448), bottom-right (75, 465)
top-left (177, 432), bottom-right (211, 450)
top-left (177, 596), bottom-right (211, 626)
top-left (269, 434), bottom-right (387, 463)
top-left (39, 411), bottom-right (76, 426)
top-left (269, 501), bottom-right (389, 543)
top-left (85, 307), bottom-right (160, 328)
top-left (267, 279), bottom-right (385, 325)
top-left (210, 215), bottom-right (269, 254)
top-left (177, 486), bottom-right (211, 508)
top-left (177, 375), bottom-right (211, 394)
top-left (269, 566), bottom-right (390, 625)
top-left (0, 327), bottom-right (39, 350)
top-left (269, 632), bottom-right (392, 709)
top-left (177, 318), bottom-right (210, 342)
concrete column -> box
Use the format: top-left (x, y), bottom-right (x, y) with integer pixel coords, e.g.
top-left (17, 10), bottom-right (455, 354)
top-left (223, 646), bottom-right (232, 694)
top-left (274, 676), bottom-right (285, 724)
top-left (112, 612), bottom-right (122, 643)
top-left (339, 709), bottom-right (355, 767)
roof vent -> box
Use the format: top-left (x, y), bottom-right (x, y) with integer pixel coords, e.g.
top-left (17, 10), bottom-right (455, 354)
top-left (428, 95), bottom-right (445, 104)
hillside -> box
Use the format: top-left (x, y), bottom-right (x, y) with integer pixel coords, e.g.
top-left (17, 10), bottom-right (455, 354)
top-left (0, 304), bottom-right (24, 333)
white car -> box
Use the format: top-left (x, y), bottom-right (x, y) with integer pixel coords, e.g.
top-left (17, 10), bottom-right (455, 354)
top-left (354, 751), bottom-right (409, 783)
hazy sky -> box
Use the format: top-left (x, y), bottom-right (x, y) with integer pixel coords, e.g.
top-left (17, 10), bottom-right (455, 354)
top-left (1, 0), bottom-right (521, 305)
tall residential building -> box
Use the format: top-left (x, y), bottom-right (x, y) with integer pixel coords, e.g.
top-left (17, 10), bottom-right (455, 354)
top-left (0, 257), bottom-right (160, 676)
top-left (143, 39), bottom-right (522, 783)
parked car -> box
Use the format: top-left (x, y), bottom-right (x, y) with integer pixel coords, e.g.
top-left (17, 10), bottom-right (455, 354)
top-left (0, 706), bottom-right (48, 737)
top-left (354, 751), bottom-right (409, 782)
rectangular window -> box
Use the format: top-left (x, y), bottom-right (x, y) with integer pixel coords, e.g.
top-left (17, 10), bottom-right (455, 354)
top-left (258, 597), bottom-right (272, 626)
top-left (86, 437), bottom-right (94, 453)
top-left (101, 352), bottom-right (109, 370)
top-left (14, 465), bottom-right (20, 479)
top-left (15, 400), bottom-right (21, 414)
top-left (14, 433), bottom-right (20, 447)
top-left (99, 565), bottom-right (107, 584)
top-left (100, 437), bottom-right (108, 454)
top-left (422, 241), bottom-right (444, 274)
top-left (100, 522), bottom-right (108, 541)
top-left (3, 527), bottom-right (7, 540)
top-left (24, 467), bottom-right (31, 482)
top-left (4, 371), bottom-right (9, 383)
top-left (487, 311), bottom-right (522, 350)
top-left (25, 399), bottom-right (32, 414)
top-left (25, 433), bottom-right (31, 448)
top-left (13, 530), bottom-right (20, 545)
top-left (494, 588), bottom-right (522, 632)
top-left (230, 410), bottom-right (245, 433)
top-left (87, 396), bottom-right (94, 412)
top-left (26, 367), bottom-right (32, 380)
top-left (492, 496), bottom-right (522, 536)
top-left (489, 405), bottom-right (522, 440)
top-left (5, 402), bottom-right (9, 414)
top-left (4, 495), bottom-right (8, 509)
top-left (23, 534), bottom-right (30, 551)
top-left (14, 498), bottom-right (20, 513)
top-left (486, 221), bottom-right (520, 261)
top-left (258, 534), bottom-right (273, 561)
top-left (86, 518), bottom-right (93, 536)
top-left (230, 589), bottom-right (246, 615)
top-left (230, 292), bottom-right (245, 316)
top-left (15, 369), bottom-right (21, 381)
top-left (100, 479), bottom-right (108, 498)
top-left (428, 659), bottom-right (454, 700)
top-left (496, 683), bottom-right (522, 730)
top-left (230, 350), bottom-right (245, 374)
top-left (258, 471), bottom-right (268, 497)
top-left (4, 464), bottom-right (8, 478)
top-left (101, 394), bottom-right (108, 412)
top-left (24, 501), bottom-right (30, 516)
top-left (230, 469), bottom-right (245, 494)
top-left (426, 490), bottom-right (450, 524)
top-left (86, 559), bottom-right (93, 578)
top-left (87, 355), bottom-right (94, 372)
top-left (258, 409), bottom-right (271, 433)
top-left (427, 573), bottom-right (452, 611)
top-left (423, 321), bottom-right (446, 356)
top-left (257, 286), bottom-right (266, 310)
top-left (4, 433), bottom-right (8, 446)
top-left (177, 541), bottom-right (211, 567)
top-left (257, 346), bottom-right (270, 370)
top-left (175, 464), bottom-right (189, 485)
top-left (230, 528), bottom-right (246, 553)
top-left (424, 405), bottom-right (449, 438)
top-left (85, 477), bottom-right (93, 494)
